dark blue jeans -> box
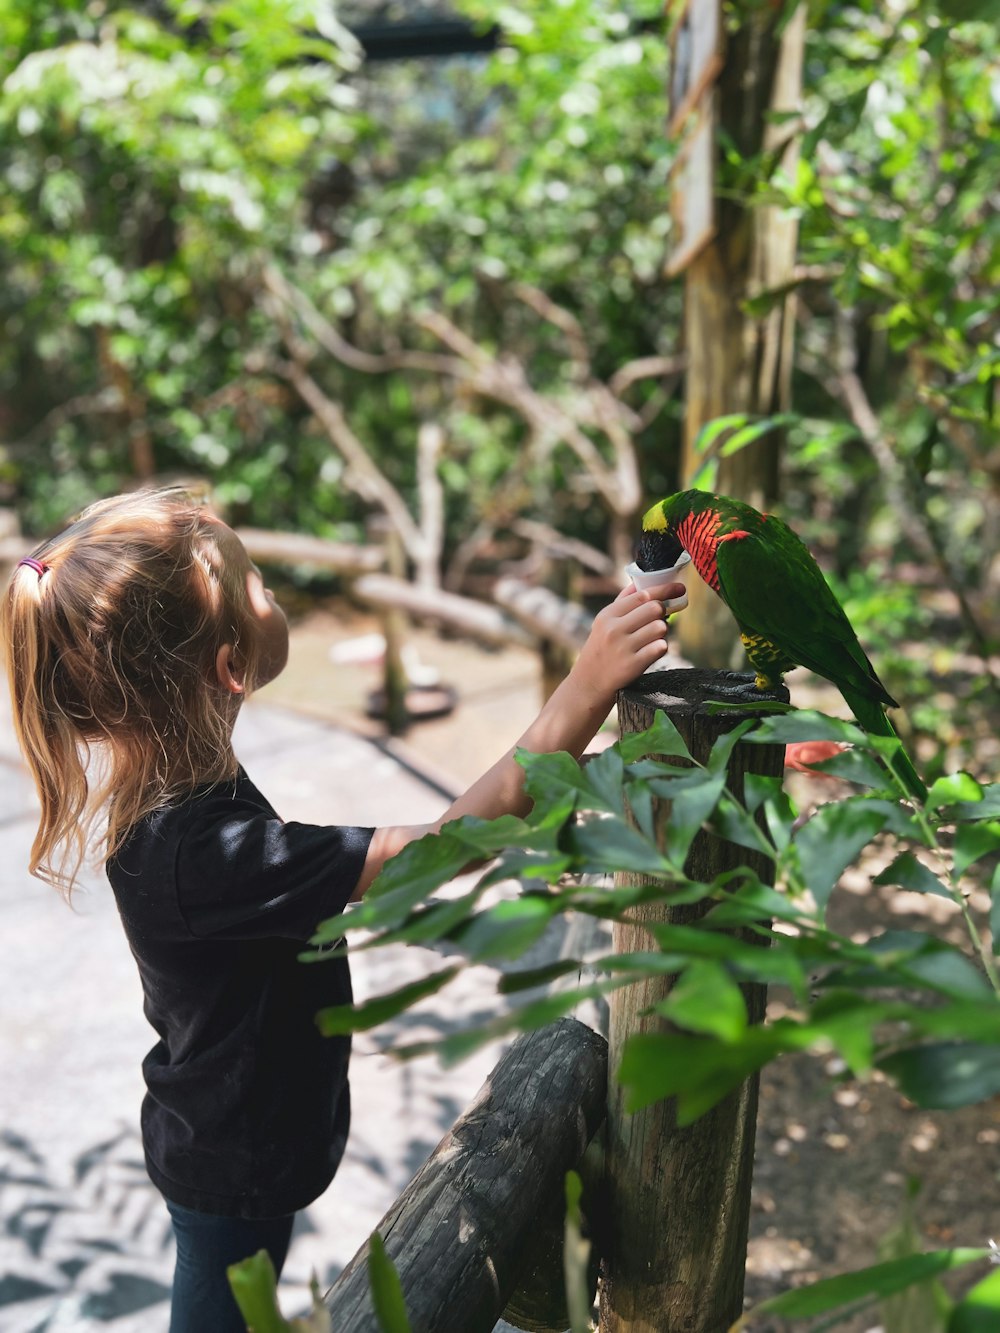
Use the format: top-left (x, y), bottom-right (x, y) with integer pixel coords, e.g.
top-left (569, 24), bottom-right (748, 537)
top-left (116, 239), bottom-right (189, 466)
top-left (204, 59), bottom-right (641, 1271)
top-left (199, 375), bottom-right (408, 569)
top-left (166, 1200), bottom-right (296, 1333)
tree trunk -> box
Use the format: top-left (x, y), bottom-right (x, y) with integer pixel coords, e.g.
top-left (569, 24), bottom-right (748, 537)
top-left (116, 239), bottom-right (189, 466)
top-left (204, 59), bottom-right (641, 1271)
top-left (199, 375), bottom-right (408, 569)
top-left (600, 668), bottom-right (787, 1332)
top-left (677, 5), bottom-right (806, 669)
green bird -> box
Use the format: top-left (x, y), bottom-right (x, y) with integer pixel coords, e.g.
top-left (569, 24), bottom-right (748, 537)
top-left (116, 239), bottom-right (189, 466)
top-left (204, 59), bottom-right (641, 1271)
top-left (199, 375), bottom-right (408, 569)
top-left (637, 488), bottom-right (926, 800)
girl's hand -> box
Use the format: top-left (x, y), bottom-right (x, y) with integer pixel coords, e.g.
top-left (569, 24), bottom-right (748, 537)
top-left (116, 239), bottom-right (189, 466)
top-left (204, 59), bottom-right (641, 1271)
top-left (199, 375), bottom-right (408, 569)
top-left (355, 578), bottom-right (687, 895)
top-left (571, 581), bottom-right (686, 706)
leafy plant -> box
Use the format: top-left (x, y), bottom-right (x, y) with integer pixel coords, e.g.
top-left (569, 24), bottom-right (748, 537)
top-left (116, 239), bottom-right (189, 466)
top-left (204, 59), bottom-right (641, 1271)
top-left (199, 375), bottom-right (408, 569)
top-left (227, 1232), bottom-right (412, 1333)
top-left (307, 708), bottom-right (1000, 1322)
top-left (228, 1249), bottom-right (332, 1333)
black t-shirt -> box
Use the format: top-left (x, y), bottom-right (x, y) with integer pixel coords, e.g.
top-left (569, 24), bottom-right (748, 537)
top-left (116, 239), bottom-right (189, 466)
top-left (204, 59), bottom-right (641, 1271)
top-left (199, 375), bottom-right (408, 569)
top-left (107, 768), bottom-right (374, 1219)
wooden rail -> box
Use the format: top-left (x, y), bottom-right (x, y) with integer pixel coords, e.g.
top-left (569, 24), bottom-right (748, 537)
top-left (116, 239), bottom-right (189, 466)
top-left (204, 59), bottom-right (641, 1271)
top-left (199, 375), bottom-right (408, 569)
top-left (324, 1018), bottom-right (608, 1333)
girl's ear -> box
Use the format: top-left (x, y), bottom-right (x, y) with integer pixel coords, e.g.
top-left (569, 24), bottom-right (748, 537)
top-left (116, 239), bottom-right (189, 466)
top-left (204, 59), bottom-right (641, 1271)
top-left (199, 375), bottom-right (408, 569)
top-left (215, 643), bottom-right (245, 695)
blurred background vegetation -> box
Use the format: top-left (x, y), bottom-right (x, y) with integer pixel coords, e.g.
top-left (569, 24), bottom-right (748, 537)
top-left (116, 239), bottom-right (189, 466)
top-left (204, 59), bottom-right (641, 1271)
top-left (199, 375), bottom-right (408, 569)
top-left (1, 0), bottom-right (997, 770)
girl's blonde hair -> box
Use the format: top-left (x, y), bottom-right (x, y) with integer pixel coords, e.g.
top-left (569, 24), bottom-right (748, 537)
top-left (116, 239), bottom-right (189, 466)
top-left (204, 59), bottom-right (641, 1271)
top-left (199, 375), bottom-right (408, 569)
top-left (1, 488), bottom-right (264, 896)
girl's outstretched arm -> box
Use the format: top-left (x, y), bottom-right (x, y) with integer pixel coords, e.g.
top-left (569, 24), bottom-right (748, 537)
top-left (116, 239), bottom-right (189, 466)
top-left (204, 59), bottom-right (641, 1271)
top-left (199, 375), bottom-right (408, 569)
top-left (352, 581), bottom-right (683, 899)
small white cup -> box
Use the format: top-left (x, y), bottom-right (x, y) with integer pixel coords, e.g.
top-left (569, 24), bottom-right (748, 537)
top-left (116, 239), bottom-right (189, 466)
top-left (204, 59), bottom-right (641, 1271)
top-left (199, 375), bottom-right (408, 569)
top-left (624, 551), bottom-right (691, 611)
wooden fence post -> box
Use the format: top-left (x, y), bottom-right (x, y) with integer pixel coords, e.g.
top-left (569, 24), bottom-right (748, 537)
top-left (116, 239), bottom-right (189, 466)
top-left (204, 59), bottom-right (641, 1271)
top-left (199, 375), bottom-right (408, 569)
top-left (324, 1018), bottom-right (608, 1333)
top-left (600, 668), bottom-right (788, 1333)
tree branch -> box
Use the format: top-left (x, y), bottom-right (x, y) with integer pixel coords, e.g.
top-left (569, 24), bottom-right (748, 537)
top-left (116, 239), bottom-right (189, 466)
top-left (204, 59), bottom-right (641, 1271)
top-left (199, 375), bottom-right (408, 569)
top-left (510, 281), bottom-right (591, 381)
top-left (802, 305), bottom-right (998, 686)
top-left (608, 354), bottom-right (687, 398)
top-left (272, 350), bottom-right (426, 562)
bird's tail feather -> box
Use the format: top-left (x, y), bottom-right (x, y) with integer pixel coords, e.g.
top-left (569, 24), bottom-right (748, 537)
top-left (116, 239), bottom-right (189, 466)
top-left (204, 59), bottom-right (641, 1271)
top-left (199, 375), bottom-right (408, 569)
top-left (844, 691), bottom-right (927, 801)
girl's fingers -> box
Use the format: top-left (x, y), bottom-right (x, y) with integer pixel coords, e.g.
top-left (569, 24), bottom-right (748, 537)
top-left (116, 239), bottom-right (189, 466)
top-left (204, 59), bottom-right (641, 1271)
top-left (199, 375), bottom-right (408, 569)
top-left (617, 584), bottom-right (685, 616)
top-left (630, 616), bottom-right (670, 646)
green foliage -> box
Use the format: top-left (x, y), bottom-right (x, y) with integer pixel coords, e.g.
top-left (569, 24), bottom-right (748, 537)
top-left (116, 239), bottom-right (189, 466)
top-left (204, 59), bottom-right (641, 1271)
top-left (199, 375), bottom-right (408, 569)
top-left (308, 709), bottom-right (1000, 1318)
top-left (225, 1234), bottom-right (411, 1333)
top-left (563, 1170), bottom-right (594, 1333)
top-left (227, 1249), bottom-right (331, 1332)
top-left (780, 2), bottom-right (998, 571)
top-left (367, 1232), bottom-right (413, 1333)
top-left (735, 1247), bottom-right (989, 1330)
top-left (0, 0), bottom-right (362, 530)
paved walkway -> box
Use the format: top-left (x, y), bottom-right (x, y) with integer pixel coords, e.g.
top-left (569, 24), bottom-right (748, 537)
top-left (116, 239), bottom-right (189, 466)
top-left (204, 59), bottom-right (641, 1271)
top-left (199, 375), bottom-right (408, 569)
top-left (0, 681), bottom-right (543, 1330)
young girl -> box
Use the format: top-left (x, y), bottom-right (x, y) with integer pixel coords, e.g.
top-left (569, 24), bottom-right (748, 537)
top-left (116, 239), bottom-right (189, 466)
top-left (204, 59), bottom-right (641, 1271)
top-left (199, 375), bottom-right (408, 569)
top-left (1, 487), bottom-right (683, 1332)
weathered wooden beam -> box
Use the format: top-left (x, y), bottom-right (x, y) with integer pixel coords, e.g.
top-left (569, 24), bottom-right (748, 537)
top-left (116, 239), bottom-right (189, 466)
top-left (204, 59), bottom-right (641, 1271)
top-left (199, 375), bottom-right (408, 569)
top-left (234, 527), bottom-right (385, 574)
top-left (493, 576), bottom-right (594, 654)
top-left (353, 572), bottom-right (536, 649)
top-left (600, 667), bottom-right (788, 1333)
top-left (324, 1018), bottom-right (608, 1333)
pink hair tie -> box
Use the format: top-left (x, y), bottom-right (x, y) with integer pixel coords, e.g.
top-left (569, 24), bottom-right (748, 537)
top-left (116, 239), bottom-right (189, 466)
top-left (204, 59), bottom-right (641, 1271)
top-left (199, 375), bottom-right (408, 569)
top-left (18, 557), bottom-right (48, 578)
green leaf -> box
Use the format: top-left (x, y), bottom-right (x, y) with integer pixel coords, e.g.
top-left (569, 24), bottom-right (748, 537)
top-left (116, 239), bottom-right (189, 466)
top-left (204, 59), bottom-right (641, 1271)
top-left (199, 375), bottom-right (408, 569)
top-left (943, 785), bottom-right (1000, 823)
top-left (625, 781), bottom-right (657, 840)
top-left (762, 782), bottom-right (799, 854)
top-left (740, 1249), bottom-right (988, 1322)
top-left (717, 412), bottom-right (799, 457)
top-left (707, 795), bottom-right (776, 859)
top-left (692, 412), bottom-right (751, 456)
top-left (689, 454), bottom-right (720, 491)
top-left (519, 748), bottom-right (619, 815)
top-left (742, 771), bottom-right (783, 816)
top-left (565, 816), bottom-right (672, 876)
top-left (703, 877), bottom-right (813, 929)
top-left (874, 852), bottom-right (953, 900)
top-left (747, 711), bottom-right (867, 746)
top-left (453, 896), bottom-right (557, 962)
top-left (708, 721), bottom-right (757, 773)
top-left (422, 983), bottom-right (628, 1067)
top-left (227, 1251), bottom-right (290, 1333)
top-left (665, 769), bottom-right (728, 867)
top-left (927, 772), bottom-right (984, 812)
top-left (953, 822), bottom-right (1000, 880)
top-left (618, 1027), bottom-right (791, 1123)
top-left (323, 829), bottom-right (483, 931)
top-left (368, 1232), bottom-right (412, 1333)
top-left (805, 746), bottom-right (891, 788)
top-left (618, 713), bottom-right (693, 764)
top-left (564, 1171), bottom-right (593, 1333)
top-left (658, 960), bottom-right (748, 1040)
top-left (879, 1043), bottom-right (1000, 1110)
top-left (948, 1268), bottom-right (1000, 1333)
top-left (497, 959), bottom-right (584, 994)
top-left (899, 949), bottom-right (993, 1001)
top-left (794, 801), bottom-right (890, 916)
top-left (316, 966), bottom-right (460, 1036)
top-left (645, 921), bottom-right (807, 990)
top-left (990, 863), bottom-right (1000, 955)
top-left (580, 745), bottom-right (627, 816)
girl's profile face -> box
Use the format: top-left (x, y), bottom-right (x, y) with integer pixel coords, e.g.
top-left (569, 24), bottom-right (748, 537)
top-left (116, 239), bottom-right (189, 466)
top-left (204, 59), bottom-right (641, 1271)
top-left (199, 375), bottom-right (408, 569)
top-left (211, 519), bottom-right (290, 688)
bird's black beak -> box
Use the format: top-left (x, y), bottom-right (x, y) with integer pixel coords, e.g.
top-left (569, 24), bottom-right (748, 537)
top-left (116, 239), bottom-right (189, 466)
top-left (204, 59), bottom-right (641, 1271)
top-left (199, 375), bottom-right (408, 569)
top-left (635, 527), bottom-right (686, 572)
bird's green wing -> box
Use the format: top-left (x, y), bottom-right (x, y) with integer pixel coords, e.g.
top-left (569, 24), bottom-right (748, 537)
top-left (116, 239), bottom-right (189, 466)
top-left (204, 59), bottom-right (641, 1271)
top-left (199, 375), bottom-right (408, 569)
top-left (715, 514), bottom-right (895, 707)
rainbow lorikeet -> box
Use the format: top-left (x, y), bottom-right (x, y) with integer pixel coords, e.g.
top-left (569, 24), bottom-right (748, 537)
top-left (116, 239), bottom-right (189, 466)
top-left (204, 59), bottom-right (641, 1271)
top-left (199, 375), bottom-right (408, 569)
top-left (637, 489), bottom-right (926, 800)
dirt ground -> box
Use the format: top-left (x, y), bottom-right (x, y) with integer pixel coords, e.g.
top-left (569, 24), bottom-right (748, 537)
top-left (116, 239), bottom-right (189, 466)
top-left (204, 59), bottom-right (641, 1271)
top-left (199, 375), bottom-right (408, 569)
top-left (265, 600), bottom-right (1000, 1332)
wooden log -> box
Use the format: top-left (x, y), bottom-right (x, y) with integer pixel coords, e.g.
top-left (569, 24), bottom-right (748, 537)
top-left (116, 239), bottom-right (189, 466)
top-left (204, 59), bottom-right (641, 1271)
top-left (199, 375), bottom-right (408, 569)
top-left (354, 572), bottom-right (536, 649)
top-left (600, 668), bottom-right (788, 1333)
top-left (234, 527), bottom-right (385, 574)
top-left (493, 577), bottom-right (593, 655)
top-left (325, 1018), bottom-right (608, 1333)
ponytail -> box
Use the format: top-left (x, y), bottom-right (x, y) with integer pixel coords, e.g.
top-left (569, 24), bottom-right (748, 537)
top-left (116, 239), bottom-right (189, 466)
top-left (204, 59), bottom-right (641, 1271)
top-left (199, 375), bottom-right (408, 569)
top-left (4, 562), bottom-right (90, 889)
top-left (1, 490), bottom-right (263, 897)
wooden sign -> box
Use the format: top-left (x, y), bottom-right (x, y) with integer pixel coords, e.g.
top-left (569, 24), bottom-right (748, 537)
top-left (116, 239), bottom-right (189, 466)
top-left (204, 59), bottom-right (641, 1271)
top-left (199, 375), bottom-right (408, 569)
top-left (665, 99), bottom-right (716, 277)
top-left (667, 0), bottom-right (723, 137)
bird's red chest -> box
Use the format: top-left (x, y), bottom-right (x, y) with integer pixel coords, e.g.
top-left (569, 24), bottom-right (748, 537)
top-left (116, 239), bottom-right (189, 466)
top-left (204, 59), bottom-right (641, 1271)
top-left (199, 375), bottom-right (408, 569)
top-left (677, 508), bottom-right (749, 592)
